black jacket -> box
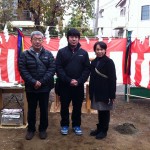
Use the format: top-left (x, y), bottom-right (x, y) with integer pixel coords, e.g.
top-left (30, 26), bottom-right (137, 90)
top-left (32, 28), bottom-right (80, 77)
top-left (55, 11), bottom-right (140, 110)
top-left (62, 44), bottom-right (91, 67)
top-left (19, 47), bottom-right (55, 92)
top-left (55, 43), bottom-right (90, 86)
top-left (89, 55), bottom-right (116, 103)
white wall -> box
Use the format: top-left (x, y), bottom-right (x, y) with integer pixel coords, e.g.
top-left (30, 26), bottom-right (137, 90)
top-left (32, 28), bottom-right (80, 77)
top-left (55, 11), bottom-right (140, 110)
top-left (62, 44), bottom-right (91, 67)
top-left (126, 0), bottom-right (150, 38)
top-left (97, 0), bottom-right (121, 37)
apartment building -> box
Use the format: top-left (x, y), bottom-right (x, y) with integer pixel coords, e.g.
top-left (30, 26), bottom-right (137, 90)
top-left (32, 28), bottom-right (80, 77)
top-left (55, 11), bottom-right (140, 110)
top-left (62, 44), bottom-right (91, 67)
top-left (95, 0), bottom-right (150, 38)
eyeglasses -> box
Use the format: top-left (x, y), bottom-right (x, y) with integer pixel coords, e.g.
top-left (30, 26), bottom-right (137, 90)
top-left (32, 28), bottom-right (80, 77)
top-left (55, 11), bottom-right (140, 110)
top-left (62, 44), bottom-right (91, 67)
top-left (32, 38), bottom-right (43, 42)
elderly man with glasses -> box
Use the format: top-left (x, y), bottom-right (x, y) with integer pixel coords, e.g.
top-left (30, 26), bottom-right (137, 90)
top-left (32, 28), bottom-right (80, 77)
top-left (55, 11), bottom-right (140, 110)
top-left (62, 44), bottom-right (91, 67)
top-left (19, 31), bottom-right (55, 140)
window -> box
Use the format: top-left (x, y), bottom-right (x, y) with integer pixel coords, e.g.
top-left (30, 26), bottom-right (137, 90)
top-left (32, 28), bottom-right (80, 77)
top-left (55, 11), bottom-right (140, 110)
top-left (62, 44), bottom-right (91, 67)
top-left (120, 7), bottom-right (126, 17)
top-left (99, 9), bottom-right (104, 18)
top-left (23, 10), bottom-right (31, 20)
top-left (118, 30), bottom-right (123, 38)
top-left (141, 5), bottom-right (150, 20)
top-left (101, 27), bottom-right (103, 35)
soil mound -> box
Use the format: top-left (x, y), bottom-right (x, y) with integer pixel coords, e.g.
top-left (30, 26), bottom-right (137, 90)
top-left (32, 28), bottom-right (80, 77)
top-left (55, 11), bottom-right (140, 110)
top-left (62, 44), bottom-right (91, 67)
top-left (114, 123), bottom-right (138, 135)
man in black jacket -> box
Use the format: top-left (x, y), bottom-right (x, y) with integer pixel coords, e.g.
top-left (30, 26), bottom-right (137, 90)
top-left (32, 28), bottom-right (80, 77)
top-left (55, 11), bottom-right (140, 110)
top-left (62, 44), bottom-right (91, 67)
top-left (19, 31), bottom-right (55, 140)
top-left (55, 28), bottom-right (90, 135)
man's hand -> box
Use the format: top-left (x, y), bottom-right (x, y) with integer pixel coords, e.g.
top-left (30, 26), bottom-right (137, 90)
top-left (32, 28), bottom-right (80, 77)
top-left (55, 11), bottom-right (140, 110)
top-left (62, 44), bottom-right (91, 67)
top-left (34, 81), bottom-right (41, 89)
top-left (70, 79), bottom-right (78, 86)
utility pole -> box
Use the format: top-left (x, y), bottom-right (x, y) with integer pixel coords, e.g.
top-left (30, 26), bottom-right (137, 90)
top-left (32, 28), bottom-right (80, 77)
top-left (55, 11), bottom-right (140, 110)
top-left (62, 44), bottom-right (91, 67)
top-left (95, 0), bottom-right (99, 35)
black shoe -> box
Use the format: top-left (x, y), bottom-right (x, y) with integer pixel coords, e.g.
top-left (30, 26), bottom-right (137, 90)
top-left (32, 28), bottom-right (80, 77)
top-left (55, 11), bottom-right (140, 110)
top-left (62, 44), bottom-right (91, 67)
top-left (25, 131), bottom-right (35, 140)
top-left (96, 132), bottom-right (107, 140)
top-left (90, 124), bottom-right (101, 136)
top-left (90, 129), bottom-right (98, 136)
top-left (39, 131), bottom-right (47, 139)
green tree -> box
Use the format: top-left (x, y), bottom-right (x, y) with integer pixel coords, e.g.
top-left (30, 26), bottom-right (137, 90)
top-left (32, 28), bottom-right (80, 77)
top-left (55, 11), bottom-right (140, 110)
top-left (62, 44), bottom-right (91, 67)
top-left (17, 0), bottom-right (66, 33)
top-left (0, 0), bottom-right (18, 26)
top-left (0, 0), bottom-right (94, 36)
top-left (66, 0), bottom-right (94, 36)
top-left (17, 0), bottom-right (94, 34)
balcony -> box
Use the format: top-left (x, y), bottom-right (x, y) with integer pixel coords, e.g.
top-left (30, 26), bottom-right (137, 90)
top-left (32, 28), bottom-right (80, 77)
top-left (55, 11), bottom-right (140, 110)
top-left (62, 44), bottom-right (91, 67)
top-left (112, 17), bottom-right (126, 29)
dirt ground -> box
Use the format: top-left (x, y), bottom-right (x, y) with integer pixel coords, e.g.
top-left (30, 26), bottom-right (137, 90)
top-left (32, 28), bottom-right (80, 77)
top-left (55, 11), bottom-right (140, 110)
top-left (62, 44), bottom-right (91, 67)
top-left (0, 95), bottom-right (150, 150)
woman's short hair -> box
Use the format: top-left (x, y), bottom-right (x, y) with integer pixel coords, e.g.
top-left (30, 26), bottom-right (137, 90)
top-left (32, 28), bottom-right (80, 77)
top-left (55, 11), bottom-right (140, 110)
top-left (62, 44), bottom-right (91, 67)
top-left (30, 31), bottom-right (44, 39)
top-left (67, 28), bottom-right (80, 39)
top-left (93, 41), bottom-right (107, 51)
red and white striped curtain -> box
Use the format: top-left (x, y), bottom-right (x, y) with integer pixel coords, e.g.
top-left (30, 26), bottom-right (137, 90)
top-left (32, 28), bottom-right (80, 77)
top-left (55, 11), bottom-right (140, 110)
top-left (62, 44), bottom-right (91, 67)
top-left (0, 33), bottom-right (149, 89)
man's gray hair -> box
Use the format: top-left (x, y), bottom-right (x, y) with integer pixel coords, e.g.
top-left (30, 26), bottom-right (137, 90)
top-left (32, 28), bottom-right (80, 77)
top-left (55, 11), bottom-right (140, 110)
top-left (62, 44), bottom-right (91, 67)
top-left (31, 31), bottom-right (44, 39)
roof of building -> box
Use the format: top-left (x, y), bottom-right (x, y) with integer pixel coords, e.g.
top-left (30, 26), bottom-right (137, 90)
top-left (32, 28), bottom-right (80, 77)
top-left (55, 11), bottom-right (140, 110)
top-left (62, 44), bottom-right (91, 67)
top-left (9, 21), bottom-right (34, 28)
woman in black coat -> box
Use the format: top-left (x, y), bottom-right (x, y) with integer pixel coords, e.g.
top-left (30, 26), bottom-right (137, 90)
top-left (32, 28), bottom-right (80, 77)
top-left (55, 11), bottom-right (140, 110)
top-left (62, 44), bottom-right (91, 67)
top-left (89, 41), bottom-right (116, 139)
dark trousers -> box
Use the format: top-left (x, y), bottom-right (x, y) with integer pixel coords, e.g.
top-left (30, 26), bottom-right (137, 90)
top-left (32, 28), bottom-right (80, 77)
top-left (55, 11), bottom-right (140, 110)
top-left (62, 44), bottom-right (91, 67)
top-left (60, 85), bottom-right (84, 127)
top-left (26, 92), bottom-right (50, 132)
top-left (98, 110), bottom-right (110, 133)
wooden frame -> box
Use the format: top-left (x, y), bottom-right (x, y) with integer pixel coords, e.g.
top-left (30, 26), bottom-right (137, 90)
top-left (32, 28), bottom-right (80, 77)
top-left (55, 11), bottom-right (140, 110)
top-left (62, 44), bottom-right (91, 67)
top-left (0, 87), bottom-right (27, 128)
